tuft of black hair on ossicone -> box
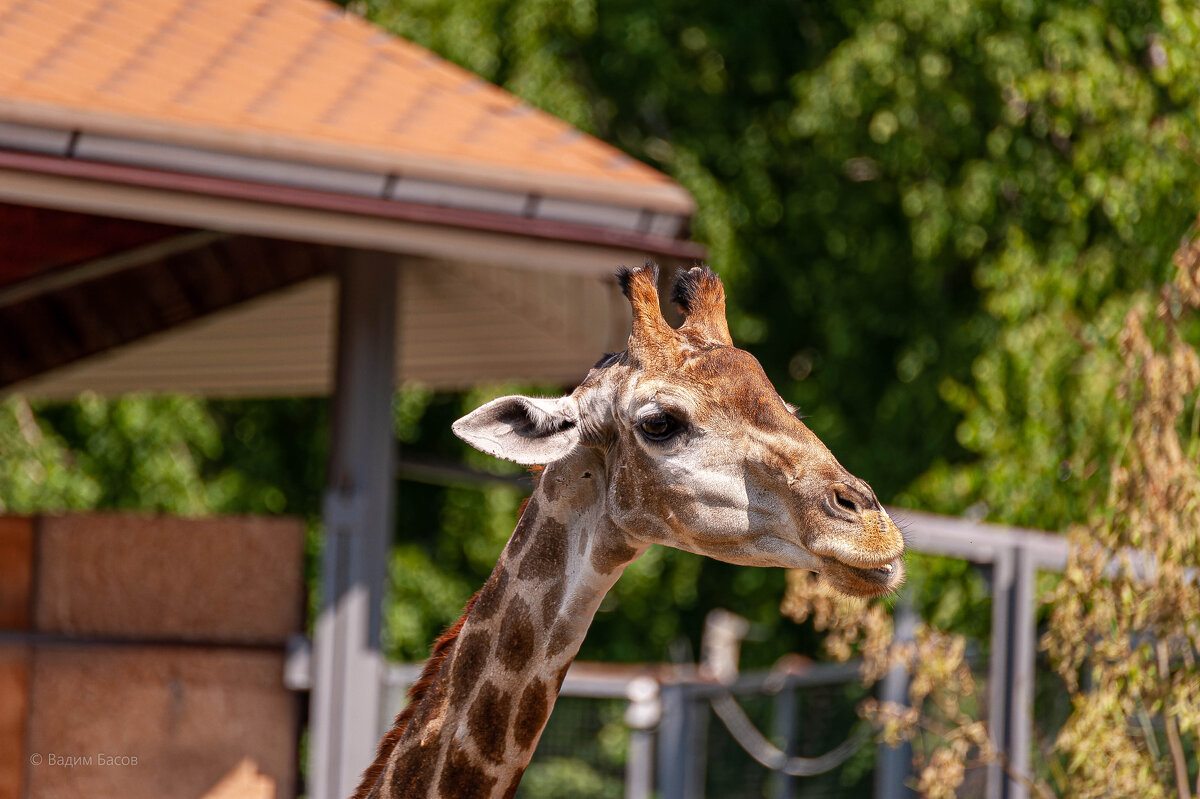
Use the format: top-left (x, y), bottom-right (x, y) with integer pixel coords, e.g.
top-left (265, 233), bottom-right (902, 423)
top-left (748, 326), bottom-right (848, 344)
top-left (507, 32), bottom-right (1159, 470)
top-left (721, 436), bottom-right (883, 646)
top-left (615, 260), bottom-right (659, 299)
top-left (615, 266), bottom-right (634, 299)
top-left (670, 263), bottom-right (718, 313)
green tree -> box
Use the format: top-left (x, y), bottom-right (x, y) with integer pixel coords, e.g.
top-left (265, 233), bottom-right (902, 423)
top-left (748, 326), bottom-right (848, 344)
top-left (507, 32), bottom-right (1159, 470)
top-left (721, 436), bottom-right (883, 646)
top-left (351, 0), bottom-right (1200, 645)
top-left (361, 0), bottom-right (1200, 522)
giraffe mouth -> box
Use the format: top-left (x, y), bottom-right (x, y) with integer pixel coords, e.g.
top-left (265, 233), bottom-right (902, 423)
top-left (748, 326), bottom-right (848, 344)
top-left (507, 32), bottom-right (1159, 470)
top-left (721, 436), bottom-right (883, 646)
top-left (818, 555), bottom-right (905, 597)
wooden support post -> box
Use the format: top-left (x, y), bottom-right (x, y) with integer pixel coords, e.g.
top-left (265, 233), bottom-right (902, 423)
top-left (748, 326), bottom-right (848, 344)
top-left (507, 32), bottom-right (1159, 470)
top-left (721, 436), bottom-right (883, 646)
top-left (309, 250), bottom-right (398, 799)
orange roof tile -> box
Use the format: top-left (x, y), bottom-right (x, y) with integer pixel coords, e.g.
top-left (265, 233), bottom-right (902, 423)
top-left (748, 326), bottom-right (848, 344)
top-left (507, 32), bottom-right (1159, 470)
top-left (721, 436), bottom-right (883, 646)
top-left (0, 0), bottom-right (693, 213)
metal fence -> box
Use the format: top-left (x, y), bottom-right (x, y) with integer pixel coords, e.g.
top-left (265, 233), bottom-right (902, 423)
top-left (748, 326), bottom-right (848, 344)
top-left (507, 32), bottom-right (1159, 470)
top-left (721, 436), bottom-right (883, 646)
top-left (379, 508), bottom-right (1071, 799)
top-left (383, 657), bottom-right (876, 799)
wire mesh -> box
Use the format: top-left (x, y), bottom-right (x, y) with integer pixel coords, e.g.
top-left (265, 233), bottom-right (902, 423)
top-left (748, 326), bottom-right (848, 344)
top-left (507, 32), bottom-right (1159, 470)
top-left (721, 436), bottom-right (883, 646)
top-left (517, 695), bottom-right (628, 799)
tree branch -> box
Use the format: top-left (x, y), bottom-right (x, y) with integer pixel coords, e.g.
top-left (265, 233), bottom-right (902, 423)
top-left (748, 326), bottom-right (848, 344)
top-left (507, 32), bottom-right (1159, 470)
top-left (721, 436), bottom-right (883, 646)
top-left (1157, 639), bottom-right (1192, 799)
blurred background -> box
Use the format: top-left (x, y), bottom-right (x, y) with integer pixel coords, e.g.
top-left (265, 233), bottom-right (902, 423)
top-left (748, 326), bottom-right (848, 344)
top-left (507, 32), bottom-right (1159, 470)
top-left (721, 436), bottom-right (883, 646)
top-left (2, 0), bottom-right (1199, 797)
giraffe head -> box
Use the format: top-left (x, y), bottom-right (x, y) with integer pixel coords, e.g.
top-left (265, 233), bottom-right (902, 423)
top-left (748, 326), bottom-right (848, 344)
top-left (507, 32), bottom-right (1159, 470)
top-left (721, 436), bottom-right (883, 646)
top-left (453, 263), bottom-right (904, 597)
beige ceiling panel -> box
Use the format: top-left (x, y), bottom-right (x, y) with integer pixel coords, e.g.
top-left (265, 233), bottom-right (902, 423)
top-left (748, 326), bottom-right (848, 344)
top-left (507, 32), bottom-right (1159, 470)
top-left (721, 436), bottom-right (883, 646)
top-left (11, 258), bottom-right (631, 398)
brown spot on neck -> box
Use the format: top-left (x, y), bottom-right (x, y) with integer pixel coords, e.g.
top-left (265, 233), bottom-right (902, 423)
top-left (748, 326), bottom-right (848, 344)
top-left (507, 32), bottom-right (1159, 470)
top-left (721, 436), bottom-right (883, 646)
top-left (541, 577), bottom-right (566, 626)
top-left (554, 661), bottom-right (572, 691)
top-left (517, 517), bottom-right (568, 581)
top-left (467, 681), bottom-right (512, 764)
top-left (547, 620), bottom-right (576, 659)
top-left (507, 496), bottom-right (540, 558)
top-left (386, 742), bottom-right (436, 797)
top-left (497, 596), bottom-right (536, 672)
top-left (451, 629), bottom-right (492, 697)
top-left (590, 529), bottom-right (639, 575)
top-left (437, 748), bottom-right (496, 799)
top-left (513, 678), bottom-right (551, 751)
top-left (473, 568), bottom-right (509, 622)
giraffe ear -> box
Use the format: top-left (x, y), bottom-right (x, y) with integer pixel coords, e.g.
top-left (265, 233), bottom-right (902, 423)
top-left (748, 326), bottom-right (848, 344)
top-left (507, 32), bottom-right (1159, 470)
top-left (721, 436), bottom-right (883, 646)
top-left (452, 395), bottom-right (580, 465)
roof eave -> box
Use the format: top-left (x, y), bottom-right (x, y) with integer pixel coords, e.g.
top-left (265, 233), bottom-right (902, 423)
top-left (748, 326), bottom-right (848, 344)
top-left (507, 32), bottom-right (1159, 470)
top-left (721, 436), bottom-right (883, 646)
top-left (0, 150), bottom-right (707, 270)
top-left (0, 101), bottom-right (698, 216)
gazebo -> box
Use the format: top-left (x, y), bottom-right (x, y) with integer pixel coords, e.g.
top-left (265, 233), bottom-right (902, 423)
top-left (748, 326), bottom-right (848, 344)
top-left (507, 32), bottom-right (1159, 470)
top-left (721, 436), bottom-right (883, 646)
top-left (0, 1), bottom-right (700, 797)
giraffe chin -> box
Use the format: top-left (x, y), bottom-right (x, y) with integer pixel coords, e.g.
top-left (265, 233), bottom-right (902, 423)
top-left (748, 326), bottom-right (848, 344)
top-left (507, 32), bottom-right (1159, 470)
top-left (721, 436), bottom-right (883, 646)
top-left (819, 555), bottom-right (905, 598)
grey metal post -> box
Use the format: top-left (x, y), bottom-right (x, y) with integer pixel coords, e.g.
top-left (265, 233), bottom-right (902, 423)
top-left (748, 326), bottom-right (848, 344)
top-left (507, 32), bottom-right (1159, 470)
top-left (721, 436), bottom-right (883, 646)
top-left (626, 728), bottom-right (657, 799)
top-left (768, 685), bottom-right (798, 799)
top-left (309, 250), bottom-right (399, 799)
top-left (624, 676), bottom-right (660, 799)
top-left (986, 547), bottom-right (1035, 799)
top-left (986, 550), bottom-right (1013, 799)
top-left (1005, 547), bottom-right (1035, 799)
top-left (875, 599), bottom-right (917, 799)
top-left (657, 682), bottom-right (708, 799)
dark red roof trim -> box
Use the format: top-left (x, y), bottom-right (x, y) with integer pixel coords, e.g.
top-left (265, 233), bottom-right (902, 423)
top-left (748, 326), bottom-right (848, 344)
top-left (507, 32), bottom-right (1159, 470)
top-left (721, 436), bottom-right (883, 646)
top-left (0, 149), bottom-right (706, 260)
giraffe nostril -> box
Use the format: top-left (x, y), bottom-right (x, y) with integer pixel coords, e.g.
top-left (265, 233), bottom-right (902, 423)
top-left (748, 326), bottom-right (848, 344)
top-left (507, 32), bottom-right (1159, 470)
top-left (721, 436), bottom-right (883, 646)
top-left (825, 484), bottom-right (868, 520)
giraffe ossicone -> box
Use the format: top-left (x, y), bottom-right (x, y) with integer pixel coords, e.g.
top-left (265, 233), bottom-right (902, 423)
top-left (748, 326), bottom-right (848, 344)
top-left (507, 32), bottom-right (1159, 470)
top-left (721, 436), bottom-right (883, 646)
top-left (355, 262), bottom-right (905, 799)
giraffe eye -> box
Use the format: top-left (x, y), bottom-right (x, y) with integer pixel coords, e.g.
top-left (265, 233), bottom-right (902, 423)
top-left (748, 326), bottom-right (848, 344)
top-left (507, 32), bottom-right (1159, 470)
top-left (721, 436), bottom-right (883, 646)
top-left (639, 413), bottom-right (681, 441)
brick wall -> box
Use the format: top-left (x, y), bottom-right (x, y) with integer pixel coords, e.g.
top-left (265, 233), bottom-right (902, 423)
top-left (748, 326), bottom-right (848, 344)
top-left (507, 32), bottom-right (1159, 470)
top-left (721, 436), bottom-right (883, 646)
top-left (0, 514), bottom-right (305, 799)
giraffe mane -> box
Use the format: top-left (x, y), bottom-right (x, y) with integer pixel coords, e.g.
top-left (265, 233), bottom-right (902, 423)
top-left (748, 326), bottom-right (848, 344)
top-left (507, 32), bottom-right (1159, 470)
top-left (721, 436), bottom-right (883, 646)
top-left (351, 592), bottom-right (478, 799)
top-left (351, 492), bottom-right (541, 799)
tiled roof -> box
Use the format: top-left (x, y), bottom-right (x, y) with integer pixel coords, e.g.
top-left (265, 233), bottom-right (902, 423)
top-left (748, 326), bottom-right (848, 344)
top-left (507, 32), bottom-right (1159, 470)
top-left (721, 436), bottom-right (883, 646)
top-left (0, 0), bottom-right (692, 213)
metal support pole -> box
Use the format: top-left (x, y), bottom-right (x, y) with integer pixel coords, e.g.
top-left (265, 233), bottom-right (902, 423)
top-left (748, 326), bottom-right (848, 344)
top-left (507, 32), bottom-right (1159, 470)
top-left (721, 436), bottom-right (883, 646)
top-left (986, 547), bottom-right (1034, 799)
top-left (875, 599), bottom-right (916, 799)
top-left (626, 729), bottom-right (656, 799)
top-left (1006, 547), bottom-right (1035, 799)
top-left (768, 685), bottom-right (798, 799)
top-left (657, 682), bottom-right (708, 799)
top-left (625, 676), bottom-right (661, 799)
top-left (309, 250), bottom-right (399, 799)
top-left (986, 551), bottom-right (1013, 799)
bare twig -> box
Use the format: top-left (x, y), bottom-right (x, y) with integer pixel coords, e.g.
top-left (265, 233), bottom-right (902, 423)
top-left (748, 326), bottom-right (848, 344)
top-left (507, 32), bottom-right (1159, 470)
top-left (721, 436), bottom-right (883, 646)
top-left (1157, 639), bottom-right (1193, 799)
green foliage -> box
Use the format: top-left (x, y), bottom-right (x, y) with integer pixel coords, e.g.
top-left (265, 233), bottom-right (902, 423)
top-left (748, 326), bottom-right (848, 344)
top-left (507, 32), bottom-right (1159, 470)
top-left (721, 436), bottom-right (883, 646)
top-left (0, 397), bottom-right (101, 512)
top-left (517, 757), bottom-right (622, 799)
top-left (1, 394), bottom-right (330, 517)
top-left (1, 394), bottom-right (217, 514)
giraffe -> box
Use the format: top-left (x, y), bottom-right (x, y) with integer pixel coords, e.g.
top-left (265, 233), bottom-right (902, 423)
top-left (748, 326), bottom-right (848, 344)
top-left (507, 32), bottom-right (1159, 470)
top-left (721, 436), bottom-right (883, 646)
top-left (353, 262), bottom-right (905, 799)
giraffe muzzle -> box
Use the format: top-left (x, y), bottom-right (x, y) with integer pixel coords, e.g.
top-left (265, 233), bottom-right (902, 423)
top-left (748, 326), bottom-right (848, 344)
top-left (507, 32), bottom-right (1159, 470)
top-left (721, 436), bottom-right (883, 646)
top-left (819, 553), bottom-right (905, 597)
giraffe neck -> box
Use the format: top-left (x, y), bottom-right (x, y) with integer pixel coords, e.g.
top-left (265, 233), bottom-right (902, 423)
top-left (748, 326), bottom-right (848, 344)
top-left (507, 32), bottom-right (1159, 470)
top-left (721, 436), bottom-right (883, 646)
top-left (367, 448), bottom-right (646, 799)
